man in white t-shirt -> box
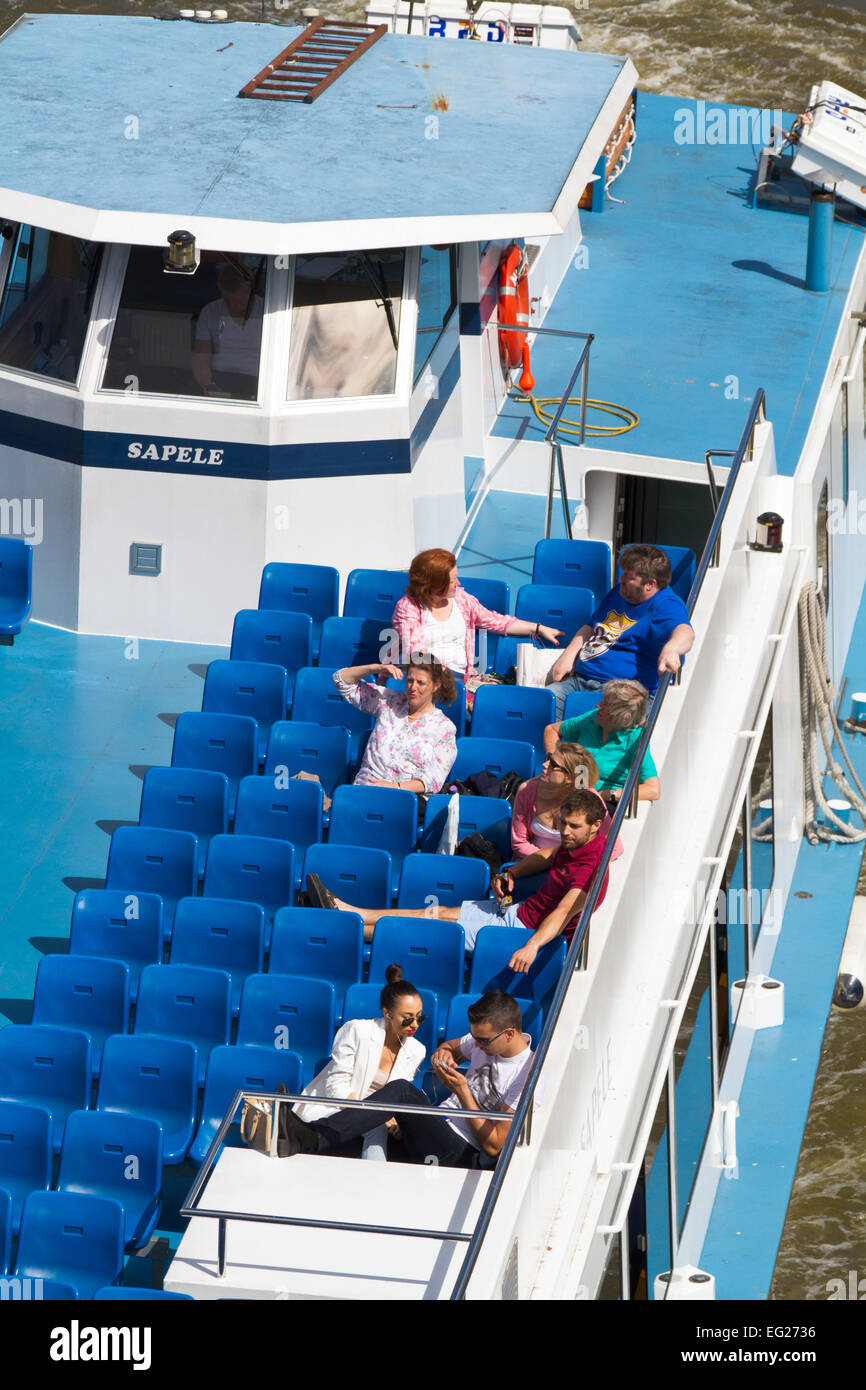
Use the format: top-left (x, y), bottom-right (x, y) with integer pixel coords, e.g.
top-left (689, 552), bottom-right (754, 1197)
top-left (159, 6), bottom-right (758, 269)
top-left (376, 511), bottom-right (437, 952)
top-left (279, 991), bottom-right (534, 1168)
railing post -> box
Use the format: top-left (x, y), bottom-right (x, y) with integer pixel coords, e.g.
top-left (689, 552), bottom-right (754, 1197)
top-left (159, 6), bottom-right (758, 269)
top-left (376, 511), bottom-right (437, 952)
top-left (217, 1217), bottom-right (227, 1278)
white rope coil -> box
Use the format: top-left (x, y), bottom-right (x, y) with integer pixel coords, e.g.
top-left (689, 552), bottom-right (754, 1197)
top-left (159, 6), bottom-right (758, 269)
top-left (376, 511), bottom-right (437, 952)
top-left (799, 581), bottom-right (866, 843)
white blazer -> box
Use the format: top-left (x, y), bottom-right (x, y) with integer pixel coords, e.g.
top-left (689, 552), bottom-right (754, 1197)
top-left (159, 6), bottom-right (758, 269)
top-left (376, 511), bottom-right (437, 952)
top-left (294, 1016), bottom-right (426, 1123)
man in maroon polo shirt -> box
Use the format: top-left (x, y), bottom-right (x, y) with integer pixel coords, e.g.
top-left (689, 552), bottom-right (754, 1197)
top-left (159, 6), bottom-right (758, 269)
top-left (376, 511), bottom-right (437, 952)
top-left (306, 789), bottom-right (611, 967)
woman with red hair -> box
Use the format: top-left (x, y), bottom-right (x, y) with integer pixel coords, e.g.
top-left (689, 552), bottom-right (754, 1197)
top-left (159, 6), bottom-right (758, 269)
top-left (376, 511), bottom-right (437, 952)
top-left (391, 549), bottom-right (562, 687)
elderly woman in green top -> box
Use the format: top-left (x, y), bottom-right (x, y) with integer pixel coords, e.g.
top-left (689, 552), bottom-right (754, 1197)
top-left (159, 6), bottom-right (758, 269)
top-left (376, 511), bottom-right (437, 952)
top-left (543, 678), bottom-right (660, 808)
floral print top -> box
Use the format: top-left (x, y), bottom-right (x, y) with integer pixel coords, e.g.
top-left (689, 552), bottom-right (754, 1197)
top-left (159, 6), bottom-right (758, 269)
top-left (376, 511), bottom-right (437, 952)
top-left (334, 672), bottom-right (457, 795)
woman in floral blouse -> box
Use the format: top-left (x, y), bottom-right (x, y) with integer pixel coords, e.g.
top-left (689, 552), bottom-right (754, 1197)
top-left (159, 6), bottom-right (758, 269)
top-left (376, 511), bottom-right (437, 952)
top-left (334, 652), bottom-right (457, 795)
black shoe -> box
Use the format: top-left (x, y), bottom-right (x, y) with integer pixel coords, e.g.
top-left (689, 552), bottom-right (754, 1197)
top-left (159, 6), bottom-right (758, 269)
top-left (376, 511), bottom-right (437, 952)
top-left (277, 1107), bottom-right (320, 1158)
top-left (305, 872), bottom-right (337, 911)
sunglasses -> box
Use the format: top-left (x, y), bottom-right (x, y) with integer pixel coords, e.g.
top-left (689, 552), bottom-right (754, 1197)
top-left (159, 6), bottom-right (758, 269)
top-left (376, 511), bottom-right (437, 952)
top-left (469, 1027), bottom-right (510, 1047)
top-left (544, 756), bottom-right (566, 773)
top-left (398, 1013), bottom-right (426, 1026)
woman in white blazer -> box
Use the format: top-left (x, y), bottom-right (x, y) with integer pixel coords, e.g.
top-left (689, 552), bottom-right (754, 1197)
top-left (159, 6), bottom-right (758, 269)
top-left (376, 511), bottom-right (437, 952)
top-left (294, 964), bottom-right (426, 1123)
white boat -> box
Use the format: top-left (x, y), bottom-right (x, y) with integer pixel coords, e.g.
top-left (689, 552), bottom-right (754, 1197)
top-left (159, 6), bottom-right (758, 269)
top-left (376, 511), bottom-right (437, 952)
top-left (0, 11), bottom-right (864, 1303)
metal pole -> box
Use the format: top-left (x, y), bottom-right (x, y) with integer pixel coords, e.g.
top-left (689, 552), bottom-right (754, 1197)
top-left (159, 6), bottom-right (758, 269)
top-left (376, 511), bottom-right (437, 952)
top-left (557, 444), bottom-right (572, 539)
top-left (620, 1228), bottom-right (631, 1302)
top-left (708, 916), bottom-right (720, 1105)
top-left (742, 798), bottom-right (754, 975)
top-left (545, 445), bottom-right (556, 538)
top-left (579, 347), bottom-right (590, 446)
top-left (666, 1059), bottom-right (679, 1270)
top-left (217, 1217), bottom-right (227, 1278)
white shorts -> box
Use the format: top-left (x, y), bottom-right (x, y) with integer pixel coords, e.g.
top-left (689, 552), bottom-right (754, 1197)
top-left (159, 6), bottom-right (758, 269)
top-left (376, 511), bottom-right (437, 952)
top-left (457, 899), bottom-right (522, 952)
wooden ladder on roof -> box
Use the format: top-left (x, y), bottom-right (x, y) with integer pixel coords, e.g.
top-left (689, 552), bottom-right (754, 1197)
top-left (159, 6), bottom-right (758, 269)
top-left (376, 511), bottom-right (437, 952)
top-left (238, 18), bottom-right (387, 104)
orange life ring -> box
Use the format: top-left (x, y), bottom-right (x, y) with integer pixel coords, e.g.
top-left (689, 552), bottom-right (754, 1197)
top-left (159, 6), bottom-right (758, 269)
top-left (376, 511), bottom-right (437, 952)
top-left (498, 244), bottom-right (534, 390)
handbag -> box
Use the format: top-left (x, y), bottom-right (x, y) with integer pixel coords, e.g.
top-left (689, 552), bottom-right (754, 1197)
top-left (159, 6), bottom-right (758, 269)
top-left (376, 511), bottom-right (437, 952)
top-left (240, 1084), bottom-right (292, 1157)
top-left (454, 832), bottom-right (504, 876)
top-left (516, 636), bottom-right (560, 688)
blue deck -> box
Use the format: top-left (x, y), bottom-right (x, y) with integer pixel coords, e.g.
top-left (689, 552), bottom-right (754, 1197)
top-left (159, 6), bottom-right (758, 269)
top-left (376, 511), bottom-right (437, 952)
top-left (0, 15), bottom-right (625, 229)
top-left (496, 93), bottom-right (866, 473)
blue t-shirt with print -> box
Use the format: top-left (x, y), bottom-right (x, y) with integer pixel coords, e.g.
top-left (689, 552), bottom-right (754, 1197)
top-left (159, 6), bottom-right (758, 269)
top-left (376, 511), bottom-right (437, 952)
top-left (575, 584), bottom-right (690, 691)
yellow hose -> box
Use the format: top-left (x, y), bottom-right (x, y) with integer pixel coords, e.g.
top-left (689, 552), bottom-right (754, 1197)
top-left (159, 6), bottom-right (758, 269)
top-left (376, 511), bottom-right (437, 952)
top-left (511, 391), bottom-right (640, 438)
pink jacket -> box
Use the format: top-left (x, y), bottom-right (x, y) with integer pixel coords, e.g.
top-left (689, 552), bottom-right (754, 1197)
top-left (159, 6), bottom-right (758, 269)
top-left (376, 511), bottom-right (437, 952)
top-left (391, 587), bottom-right (514, 682)
top-left (511, 779), bottom-right (624, 862)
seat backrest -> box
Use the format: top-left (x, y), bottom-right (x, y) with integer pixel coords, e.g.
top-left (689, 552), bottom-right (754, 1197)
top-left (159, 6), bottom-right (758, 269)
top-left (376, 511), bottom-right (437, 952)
top-left (201, 659), bottom-right (287, 727)
top-left (32, 955), bottom-right (130, 1040)
top-left (470, 684), bottom-right (555, 753)
top-left (343, 983), bottom-right (438, 1059)
top-left (318, 615), bottom-right (388, 670)
top-left (303, 844), bottom-right (392, 910)
top-left (230, 609), bottom-right (312, 673)
top-left (97, 1034), bottom-right (198, 1119)
top-left (236, 974), bottom-right (335, 1076)
top-left (269, 907), bottom-right (363, 998)
top-left (139, 767), bottom-right (229, 842)
top-left (445, 992), bottom-right (545, 1048)
top-left (171, 712), bottom-right (257, 787)
top-left (532, 538), bottom-right (611, 601)
top-left (0, 537), bottom-right (33, 634)
top-left (195, 1044), bottom-right (303, 1155)
top-left (515, 583), bottom-right (595, 638)
top-left (264, 721), bottom-right (351, 797)
top-left (16, 1191), bottom-right (125, 1294)
top-left (421, 795), bottom-right (512, 856)
top-left (291, 668), bottom-right (375, 759)
top-left (397, 853), bottom-right (490, 907)
top-left (171, 897), bottom-right (265, 976)
top-left (0, 1025), bottom-right (91, 1114)
top-left (459, 576), bottom-right (510, 615)
top-left (369, 917), bottom-right (464, 1008)
top-left (68, 890), bottom-right (163, 994)
top-left (234, 775), bottom-right (323, 851)
top-left (105, 826), bottom-right (198, 911)
top-left (0, 1100), bottom-right (52, 1217)
top-left (562, 690), bottom-right (602, 723)
top-left (343, 568), bottom-right (410, 625)
top-left (134, 964), bottom-right (232, 1063)
top-left (203, 834), bottom-right (295, 918)
top-left (258, 562), bottom-right (339, 628)
top-left (469, 925), bottom-right (566, 1004)
top-left (619, 542), bottom-right (696, 603)
top-left (449, 736), bottom-right (535, 784)
top-left (0, 1187), bottom-right (10, 1275)
top-left (57, 1110), bottom-right (162, 1210)
top-left (329, 785), bottom-right (418, 861)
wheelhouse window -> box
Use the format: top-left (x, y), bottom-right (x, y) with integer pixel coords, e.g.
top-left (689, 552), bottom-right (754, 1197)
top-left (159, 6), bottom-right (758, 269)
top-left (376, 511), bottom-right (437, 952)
top-left (0, 224), bottom-right (103, 382)
top-left (101, 248), bottom-right (266, 401)
top-left (287, 249), bottom-right (404, 400)
top-left (414, 245), bottom-right (457, 383)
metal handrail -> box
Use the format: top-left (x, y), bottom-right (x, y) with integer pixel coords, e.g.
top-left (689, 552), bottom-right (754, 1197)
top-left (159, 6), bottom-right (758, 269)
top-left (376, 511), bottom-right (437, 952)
top-left (449, 388), bottom-right (767, 1300)
top-left (496, 319), bottom-right (595, 540)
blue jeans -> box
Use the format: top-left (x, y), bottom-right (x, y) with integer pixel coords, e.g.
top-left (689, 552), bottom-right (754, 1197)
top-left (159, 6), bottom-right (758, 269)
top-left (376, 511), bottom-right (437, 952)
top-left (547, 674), bottom-right (605, 720)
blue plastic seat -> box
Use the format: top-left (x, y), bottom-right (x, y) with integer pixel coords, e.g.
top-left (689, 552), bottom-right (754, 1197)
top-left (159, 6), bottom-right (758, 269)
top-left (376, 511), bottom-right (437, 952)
top-left (342, 568), bottom-right (409, 627)
top-left (258, 561), bottom-right (339, 661)
top-left (189, 1044), bottom-right (303, 1164)
top-left (134, 965), bottom-right (232, 1085)
top-left (269, 907), bottom-right (364, 1023)
top-left (105, 826), bottom-right (198, 939)
top-left (0, 1187), bottom-right (10, 1275)
top-left (230, 609), bottom-right (312, 707)
top-left (0, 537), bottom-right (32, 640)
top-left (203, 835), bottom-right (295, 941)
top-left (397, 853), bottom-right (490, 908)
top-left (562, 690), bottom-right (602, 723)
top-left (95, 1287), bottom-right (193, 1300)
top-left (469, 925), bottom-right (566, 1006)
top-left (97, 1034), bottom-right (198, 1164)
top-left (470, 685), bottom-right (555, 765)
top-left (265, 721), bottom-right (351, 799)
top-left (459, 576), bottom-right (511, 673)
top-left (319, 615), bottom-right (389, 670)
top-left (449, 736), bottom-right (535, 784)
top-left (139, 766), bottom-right (229, 878)
top-left (236, 974), bottom-right (335, 1084)
top-left (532, 538), bottom-right (612, 602)
top-left (619, 542), bottom-right (696, 603)
top-left (421, 795), bottom-right (512, 858)
top-left (343, 983), bottom-right (438, 1055)
top-left (32, 955), bottom-right (130, 1075)
top-left (369, 918), bottom-right (464, 1016)
top-left (16, 1190), bottom-right (125, 1299)
top-left (291, 667), bottom-right (374, 763)
top-left (329, 785), bottom-right (418, 896)
top-left (68, 890), bottom-right (163, 1005)
top-left (171, 711), bottom-right (257, 818)
top-left (234, 775), bottom-right (323, 889)
top-left (170, 897), bottom-right (265, 1016)
top-left (445, 993), bottom-right (545, 1048)
top-left (0, 1101), bottom-right (52, 1234)
top-left (303, 843), bottom-right (393, 909)
top-left (0, 1026), bottom-right (91, 1153)
top-left (516, 583), bottom-right (595, 638)
top-left (385, 674), bottom-right (467, 739)
top-left (58, 1110), bottom-right (163, 1250)
top-left (202, 659), bottom-right (288, 765)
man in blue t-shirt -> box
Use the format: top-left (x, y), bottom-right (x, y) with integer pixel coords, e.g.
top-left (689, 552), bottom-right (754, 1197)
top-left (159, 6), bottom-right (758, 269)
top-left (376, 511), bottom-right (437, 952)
top-left (545, 544), bottom-right (695, 718)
